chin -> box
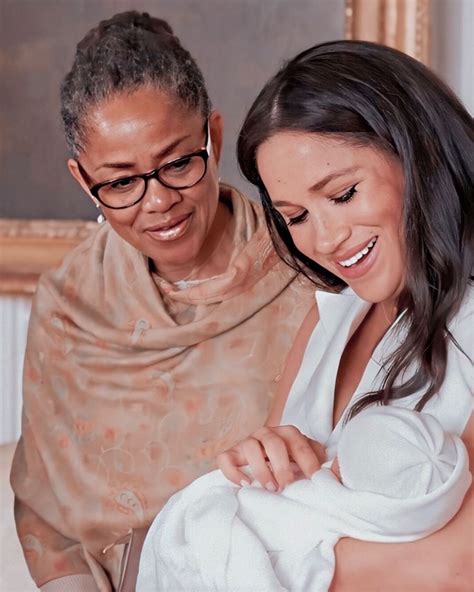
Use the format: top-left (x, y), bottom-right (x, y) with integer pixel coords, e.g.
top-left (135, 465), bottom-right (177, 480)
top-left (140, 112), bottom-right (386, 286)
top-left (349, 283), bottom-right (398, 305)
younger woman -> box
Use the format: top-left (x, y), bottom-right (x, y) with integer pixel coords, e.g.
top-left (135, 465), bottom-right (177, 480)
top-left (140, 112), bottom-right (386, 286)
top-left (218, 40), bottom-right (473, 590)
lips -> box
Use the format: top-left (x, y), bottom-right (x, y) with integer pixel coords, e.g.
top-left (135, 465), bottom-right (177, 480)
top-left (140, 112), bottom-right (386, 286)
top-left (335, 236), bottom-right (379, 280)
top-left (144, 213), bottom-right (192, 242)
top-left (337, 237), bottom-right (377, 268)
top-left (146, 213), bottom-right (191, 233)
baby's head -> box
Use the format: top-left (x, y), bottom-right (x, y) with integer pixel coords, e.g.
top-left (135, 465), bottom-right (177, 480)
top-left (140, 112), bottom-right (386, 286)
top-left (334, 406), bottom-right (458, 498)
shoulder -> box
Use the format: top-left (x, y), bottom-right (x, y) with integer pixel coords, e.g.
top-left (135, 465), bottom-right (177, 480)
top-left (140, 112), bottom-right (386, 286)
top-left (33, 223), bottom-right (114, 311)
top-left (267, 300), bottom-right (319, 426)
top-left (41, 222), bottom-right (107, 277)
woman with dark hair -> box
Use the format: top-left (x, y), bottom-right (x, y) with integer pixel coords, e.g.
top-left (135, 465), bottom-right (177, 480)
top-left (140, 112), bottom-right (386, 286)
top-left (218, 40), bottom-right (473, 589)
top-left (10, 11), bottom-right (314, 591)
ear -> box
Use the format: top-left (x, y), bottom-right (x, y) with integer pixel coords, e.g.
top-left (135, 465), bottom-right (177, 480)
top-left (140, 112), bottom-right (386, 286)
top-left (67, 158), bottom-right (100, 208)
top-left (208, 111), bottom-right (224, 165)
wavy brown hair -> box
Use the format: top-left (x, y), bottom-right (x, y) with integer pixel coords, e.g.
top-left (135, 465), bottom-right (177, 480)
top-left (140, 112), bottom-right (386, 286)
top-left (238, 40), bottom-right (473, 415)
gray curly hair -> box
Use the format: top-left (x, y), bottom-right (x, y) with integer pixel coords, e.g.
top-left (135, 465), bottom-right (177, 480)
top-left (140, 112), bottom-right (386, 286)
top-left (60, 11), bottom-right (212, 156)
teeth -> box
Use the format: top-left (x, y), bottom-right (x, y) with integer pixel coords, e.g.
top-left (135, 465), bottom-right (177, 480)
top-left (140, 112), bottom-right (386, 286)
top-left (339, 238), bottom-right (377, 268)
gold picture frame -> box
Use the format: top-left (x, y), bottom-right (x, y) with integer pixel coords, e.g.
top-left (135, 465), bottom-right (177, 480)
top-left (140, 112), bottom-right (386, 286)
top-left (0, 219), bottom-right (97, 295)
top-left (0, 0), bottom-right (432, 296)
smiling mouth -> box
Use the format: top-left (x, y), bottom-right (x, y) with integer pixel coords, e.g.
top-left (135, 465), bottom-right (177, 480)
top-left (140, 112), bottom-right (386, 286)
top-left (145, 213), bottom-right (192, 241)
top-left (337, 237), bottom-right (378, 268)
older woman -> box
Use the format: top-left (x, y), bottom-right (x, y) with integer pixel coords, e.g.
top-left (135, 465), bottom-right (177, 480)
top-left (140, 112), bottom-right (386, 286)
top-left (10, 11), bottom-right (313, 591)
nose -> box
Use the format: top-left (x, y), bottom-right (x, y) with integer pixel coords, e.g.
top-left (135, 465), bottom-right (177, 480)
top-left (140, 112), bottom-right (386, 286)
top-left (311, 212), bottom-right (350, 256)
top-left (140, 177), bottom-right (182, 213)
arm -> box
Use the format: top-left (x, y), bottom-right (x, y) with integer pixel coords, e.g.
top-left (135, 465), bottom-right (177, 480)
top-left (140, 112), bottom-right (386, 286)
top-left (330, 414), bottom-right (474, 592)
top-left (10, 277), bottom-right (99, 591)
top-left (266, 303), bottom-right (319, 426)
top-left (12, 445), bottom-right (99, 592)
top-left (217, 303), bottom-right (325, 489)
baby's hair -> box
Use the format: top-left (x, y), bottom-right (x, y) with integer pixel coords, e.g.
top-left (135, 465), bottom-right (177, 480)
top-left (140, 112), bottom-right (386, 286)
top-left (60, 11), bottom-right (212, 156)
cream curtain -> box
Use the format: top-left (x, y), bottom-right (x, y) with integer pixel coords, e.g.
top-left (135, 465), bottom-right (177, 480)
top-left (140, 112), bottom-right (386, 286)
top-left (346, 0), bottom-right (431, 65)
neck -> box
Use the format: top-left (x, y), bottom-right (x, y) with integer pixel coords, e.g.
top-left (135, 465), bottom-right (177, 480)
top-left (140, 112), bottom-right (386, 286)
top-left (152, 201), bottom-right (234, 283)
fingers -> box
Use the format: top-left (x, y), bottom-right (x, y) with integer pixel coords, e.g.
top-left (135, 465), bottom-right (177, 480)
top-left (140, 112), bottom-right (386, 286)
top-left (217, 426), bottom-right (325, 492)
top-left (217, 448), bottom-right (253, 487)
top-left (308, 438), bottom-right (327, 464)
top-left (217, 431), bottom-right (285, 490)
top-left (242, 434), bottom-right (279, 491)
top-left (285, 429), bottom-right (321, 478)
top-left (255, 428), bottom-right (293, 490)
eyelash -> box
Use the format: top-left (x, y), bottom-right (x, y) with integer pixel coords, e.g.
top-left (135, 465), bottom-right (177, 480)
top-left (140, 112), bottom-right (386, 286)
top-left (287, 185), bottom-right (358, 227)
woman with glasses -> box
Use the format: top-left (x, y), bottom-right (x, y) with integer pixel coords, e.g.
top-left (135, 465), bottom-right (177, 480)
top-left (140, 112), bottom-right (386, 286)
top-left (10, 11), bottom-right (313, 591)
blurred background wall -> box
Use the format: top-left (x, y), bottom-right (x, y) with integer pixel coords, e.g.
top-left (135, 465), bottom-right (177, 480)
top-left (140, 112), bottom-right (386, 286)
top-left (432, 0), bottom-right (473, 114)
top-left (2, 0), bottom-right (472, 222)
top-left (0, 0), bottom-right (346, 220)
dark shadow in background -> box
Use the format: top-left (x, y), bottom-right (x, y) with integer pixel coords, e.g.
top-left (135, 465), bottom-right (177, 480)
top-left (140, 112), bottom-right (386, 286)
top-left (1, 0), bottom-right (344, 220)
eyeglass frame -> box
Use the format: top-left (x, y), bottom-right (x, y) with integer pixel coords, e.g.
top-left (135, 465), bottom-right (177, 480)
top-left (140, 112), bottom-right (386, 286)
top-left (78, 120), bottom-right (211, 210)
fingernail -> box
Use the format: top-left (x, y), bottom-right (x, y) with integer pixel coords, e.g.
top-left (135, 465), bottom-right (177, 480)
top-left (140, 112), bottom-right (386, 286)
top-left (240, 479), bottom-right (250, 487)
top-left (265, 481), bottom-right (277, 491)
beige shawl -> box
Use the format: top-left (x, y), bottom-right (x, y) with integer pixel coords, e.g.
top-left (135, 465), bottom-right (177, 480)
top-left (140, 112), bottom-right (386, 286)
top-left (11, 185), bottom-right (313, 590)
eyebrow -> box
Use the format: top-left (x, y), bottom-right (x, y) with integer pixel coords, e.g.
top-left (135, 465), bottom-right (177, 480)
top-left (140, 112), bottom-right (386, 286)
top-left (93, 134), bottom-right (194, 174)
top-left (272, 166), bottom-right (360, 207)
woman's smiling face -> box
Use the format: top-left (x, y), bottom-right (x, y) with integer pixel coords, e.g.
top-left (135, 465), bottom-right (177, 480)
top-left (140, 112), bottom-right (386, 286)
top-left (257, 132), bottom-right (405, 305)
top-left (68, 86), bottom-right (224, 281)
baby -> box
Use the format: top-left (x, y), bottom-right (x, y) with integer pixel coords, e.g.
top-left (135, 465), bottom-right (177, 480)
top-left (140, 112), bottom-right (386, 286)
top-left (331, 405), bottom-right (460, 498)
top-left (137, 406), bottom-right (471, 591)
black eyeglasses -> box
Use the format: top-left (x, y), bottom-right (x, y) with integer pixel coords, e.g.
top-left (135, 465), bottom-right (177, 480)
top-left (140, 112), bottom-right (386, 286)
top-left (79, 121), bottom-right (211, 210)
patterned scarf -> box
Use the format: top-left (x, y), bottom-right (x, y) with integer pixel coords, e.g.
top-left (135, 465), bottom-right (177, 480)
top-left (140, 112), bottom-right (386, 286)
top-left (11, 185), bottom-right (314, 590)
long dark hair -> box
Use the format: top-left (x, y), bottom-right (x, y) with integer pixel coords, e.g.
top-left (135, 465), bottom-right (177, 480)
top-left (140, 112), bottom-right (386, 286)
top-left (238, 40), bottom-right (473, 415)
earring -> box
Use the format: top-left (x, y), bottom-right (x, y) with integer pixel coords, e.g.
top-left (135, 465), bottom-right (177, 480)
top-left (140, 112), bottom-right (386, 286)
top-left (97, 213), bottom-right (105, 224)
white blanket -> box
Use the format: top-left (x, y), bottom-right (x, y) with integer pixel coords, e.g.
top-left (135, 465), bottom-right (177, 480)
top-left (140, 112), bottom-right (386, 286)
top-left (137, 409), bottom-right (471, 592)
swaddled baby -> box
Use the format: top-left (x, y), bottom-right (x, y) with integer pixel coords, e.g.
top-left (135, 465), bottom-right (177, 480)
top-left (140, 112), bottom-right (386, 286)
top-left (137, 407), bottom-right (471, 592)
top-left (332, 405), bottom-right (460, 497)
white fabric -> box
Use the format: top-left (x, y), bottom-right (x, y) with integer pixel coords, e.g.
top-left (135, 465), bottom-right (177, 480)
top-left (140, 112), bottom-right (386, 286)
top-left (337, 407), bottom-right (462, 498)
top-left (136, 406), bottom-right (471, 591)
top-left (282, 286), bottom-right (473, 460)
top-left (137, 286), bottom-right (473, 591)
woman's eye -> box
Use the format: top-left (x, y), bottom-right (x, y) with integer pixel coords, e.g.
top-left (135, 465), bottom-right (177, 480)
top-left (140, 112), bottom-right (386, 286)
top-left (166, 157), bottom-right (192, 173)
top-left (110, 177), bottom-right (138, 191)
top-left (332, 184), bottom-right (358, 205)
top-left (287, 210), bottom-right (308, 226)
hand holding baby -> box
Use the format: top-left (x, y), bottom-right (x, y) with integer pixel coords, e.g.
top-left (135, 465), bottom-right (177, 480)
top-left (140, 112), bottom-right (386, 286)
top-left (217, 424), bottom-right (325, 491)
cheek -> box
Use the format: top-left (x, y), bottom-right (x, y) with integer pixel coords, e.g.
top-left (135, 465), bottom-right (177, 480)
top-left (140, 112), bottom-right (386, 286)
top-left (104, 210), bottom-right (138, 236)
top-left (288, 226), bottom-right (315, 259)
top-left (194, 180), bottom-right (219, 215)
top-left (383, 197), bottom-right (404, 247)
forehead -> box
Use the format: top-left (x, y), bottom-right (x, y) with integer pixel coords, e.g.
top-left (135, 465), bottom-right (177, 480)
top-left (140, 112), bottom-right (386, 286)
top-left (83, 86), bottom-right (201, 153)
top-left (256, 131), bottom-right (399, 197)
top-left (257, 132), bottom-right (356, 181)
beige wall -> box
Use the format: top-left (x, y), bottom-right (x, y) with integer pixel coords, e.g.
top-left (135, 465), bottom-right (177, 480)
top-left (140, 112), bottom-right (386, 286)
top-left (431, 0), bottom-right (474, 113)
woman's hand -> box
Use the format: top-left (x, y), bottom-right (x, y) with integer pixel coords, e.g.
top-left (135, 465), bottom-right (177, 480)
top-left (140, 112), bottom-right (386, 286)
top-left (217, 425), bottom-right (325, 491)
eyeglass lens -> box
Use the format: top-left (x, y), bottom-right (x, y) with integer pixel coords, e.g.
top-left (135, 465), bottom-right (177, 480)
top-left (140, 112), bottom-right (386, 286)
top-left (98, 155), bottom-right (207, 208)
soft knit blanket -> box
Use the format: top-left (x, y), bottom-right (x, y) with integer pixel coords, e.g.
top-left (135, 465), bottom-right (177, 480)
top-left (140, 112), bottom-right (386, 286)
top-left (137, 408), bottom-right (471, 592)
